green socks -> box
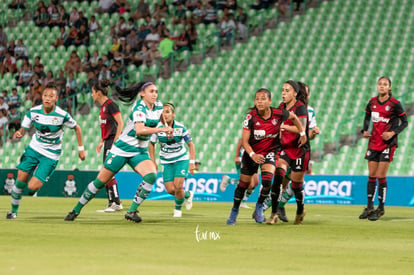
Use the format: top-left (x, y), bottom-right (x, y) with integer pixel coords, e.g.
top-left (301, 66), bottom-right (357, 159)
top-left (73, 178), bottom-right (106, 214)
top-left (10, 180), bottom-right (27, 213)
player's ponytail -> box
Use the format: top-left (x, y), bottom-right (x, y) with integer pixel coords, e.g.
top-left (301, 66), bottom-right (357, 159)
top-left (297, 81), bottom-right (309, 106)
top-left (93, 79), bottom-right (112, 96)
top-left (116, 81), bottom-right (154, 103)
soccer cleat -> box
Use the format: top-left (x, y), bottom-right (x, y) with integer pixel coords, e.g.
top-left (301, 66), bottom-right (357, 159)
top-left (253, 203), bottom-right (265, 223)
top-left (266, 212), bottom-right (278, 225)
top-left (125, 211), bottom-right (142, 223)
top-left (359, 207), bottom-right (374, 219)
top-left (64, 210), bottom-right (79, 221)
top-left (368, 208), bottom-right (385, 221)
top-left (277, 207), bottom-right (289, 222)
top-left (6, 212), bottom-right (17, 220)
top-left (104, 202), bottom-right (123, 212)
top-left (220, 175), bottom-right (230, 192)
top-left (240, 202), bottom-right (251, 209)
top-left (226, 207), bottom-right (239, 225)
top-left (294, 209), bottom-right (306, 225)
top-left (185, 191), bottom-right (194, 210)
top-left (173, 209), bottom-right (182, 218)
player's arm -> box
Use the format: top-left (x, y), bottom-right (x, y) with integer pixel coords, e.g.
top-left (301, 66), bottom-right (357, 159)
top-left (148, 142), bottom-right (156, 163)
top-left (135, 122), bottom-right (172, 135)
top-left (242, 128), bottom-right (264, 164)
top-left (234, 138), bottom-right (242, 164)
top-left (287, 112), bottom-right (307, 147)
top-left (13, 127), bottom-right (26, 139)
top-left (382, 106), bottom-right (408, 141)
top-left (112, 112), bottom-right (124, 143)
top-left (96, 138), bottom-right (104, 154)
top-left (74, 124), bottom-right (86, 161)
top-left (187, 141), bottom-right (196, 175)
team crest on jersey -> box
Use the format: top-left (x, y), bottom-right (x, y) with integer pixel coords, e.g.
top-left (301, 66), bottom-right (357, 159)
top-left (52, 117), bottom-right (58, 125)
top-left (272, 119), bottom-right (278, 125)
top-left (385, 106), bottom-right (390, 111)
top-left (174, 128), bottom-right (182, 135)
top-left (373, 105), bottom-right (376, 109)
top-left (256, 122), bottom-right (260, 126)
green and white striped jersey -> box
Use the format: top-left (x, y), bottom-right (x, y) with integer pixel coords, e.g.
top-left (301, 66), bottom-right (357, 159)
top-left (21, 105), bottom-right (77, 160)
top-left (307, 105), bottom-right (317, 130)
top-left (150, 120), bottom-right (192, 164)
top-left (111, 99), bottom-right (163, 157)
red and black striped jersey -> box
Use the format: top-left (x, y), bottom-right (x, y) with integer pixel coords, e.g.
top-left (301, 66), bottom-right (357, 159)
top-left (243, 107), bottom-right (289, 156)
top-left (365, 96), bottom-right (405, 151)
top-left (279, 100), bottom-right (310, 159)
top-left (100, 99), bottom-right (121, 140)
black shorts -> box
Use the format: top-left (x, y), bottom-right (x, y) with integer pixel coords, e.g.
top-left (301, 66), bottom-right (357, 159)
top-left (103, 135), bottom-right (115, 163)
top-left (279, 150), bottom-right (310, 172)
top-left (240, 151), bottom-right (276, 176)
top-left (365, 146), bottom-right (396, 162)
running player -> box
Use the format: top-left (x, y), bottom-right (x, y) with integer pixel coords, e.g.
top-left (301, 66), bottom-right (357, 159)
top-left (220, 138), bottom-right (259, 209)
top-left (359, 76), bottom-right (408, 221)
top-left (226, 88), bottom-right (306, 225)
top-left (267, 80), bottom-right (310, 225)
top-left (64, 81), bottom-right (173, 223)
top-left (6, 82), bottom-right (85, 219)
top-left (274, 81), bottom-right (320, 222)
top-left (148, 103), bottom-right (195, 218)
top-left (92, 79), bottom-right (124, 212)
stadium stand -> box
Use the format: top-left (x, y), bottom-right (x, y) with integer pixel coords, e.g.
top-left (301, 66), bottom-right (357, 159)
top-left (0, 0), bottom-right (413, 175)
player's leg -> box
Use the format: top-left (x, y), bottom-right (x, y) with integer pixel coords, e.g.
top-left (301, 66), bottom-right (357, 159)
top-left (290, 170), bottom-right (306, 225)
top-left (277, 177), bottom-right (292, 222)
top-left (172, 177), bottom-right (186, 217)
top-left (359, 160), bottom-right (379, 219)
top-left (240, 173), bottom-right (259, 208)
top-left (126, 154), bottom-right (157, 222)
top-left (103, 140), bottom-right (122, 211)
top-left (220, 162), bottom-right (241, 192)
top-left (254, 163), bottom-right (275, 223)
top-left (368, 159), bottom-right (391, 221)
top-left (266, 160), bottom-right (287, 224)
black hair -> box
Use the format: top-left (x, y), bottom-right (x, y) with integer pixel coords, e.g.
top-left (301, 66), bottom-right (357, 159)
top-left (378, 76), bottom-right (392, 96)
top-left (93, 79), bottom-right (112, 96)
top-left (297, 81), bottom-right (309, 106)
top-left (44, 82), bottom-right (58, 95)
top-left (115, 81), bottom-right (154, 103)
top-left (163, 102), bottom-right (175, 112)
top-left (286, 80), bottom-right (307, 106)
top-left (249, 88), bottom-right (272, 111)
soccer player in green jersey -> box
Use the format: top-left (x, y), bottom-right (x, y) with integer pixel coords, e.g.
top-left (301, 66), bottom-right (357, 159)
top-left (148, 103), bottom-right (196, 218)
top-left (6, 82), bottom-right (85, 220)
top-left (64, 81), bottom-right (173, 223)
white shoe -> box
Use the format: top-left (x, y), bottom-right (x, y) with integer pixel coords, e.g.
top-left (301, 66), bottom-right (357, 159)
top-left (185, 191), bottom-right (194, 210)
top-left (103, 202), bottom-right (123, 212)
top-left (240, 202), bottom-right (251, 209)
top-left (173, 209), bottom-right (182, 218)
top-left (220, 175), bottom-right (230, 192)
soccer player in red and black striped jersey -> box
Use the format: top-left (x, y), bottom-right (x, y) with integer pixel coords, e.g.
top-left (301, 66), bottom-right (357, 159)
top-left (267, 80), bottom-right (310, 225)
top-left (359, 76), bottom-right (408, 221)
top-left (92, 80), bottom-right (124, 212)
top-left (226, 88), bottom-right (307, 225)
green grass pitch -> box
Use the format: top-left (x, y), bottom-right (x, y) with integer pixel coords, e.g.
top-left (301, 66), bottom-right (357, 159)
top-left (0, 197), bottom-right (413, 275)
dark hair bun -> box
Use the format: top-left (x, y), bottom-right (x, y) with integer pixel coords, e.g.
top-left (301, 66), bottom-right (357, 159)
top-left (101, 79), bottom-right (112, 88)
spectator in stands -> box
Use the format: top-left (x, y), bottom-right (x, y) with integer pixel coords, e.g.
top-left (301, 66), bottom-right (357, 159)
top-left (137, 23), bottom-right (150, 41)
top-left (133, 44), bottom-right (149, 66)
top-left (0, 109), bottom-right (8, 145)
top-left (185, 0), bottom-right (198, 11)
top-left (144, 27), bottom-right (160, 48)
top-left (51, 26), bottom-right (67, 48)
top-left (159, 0), bottom-right (170, 18)
top-left (36, 7), bottom-right (50, 27)
top-left (74, 24), bottom-right (90, 47)
top-left (0, 26), bottom-right (8, 53)
top-left (192, 1), bottom-right (205, 24)
top-left (217, 0), bottom-right (228, 10)
top-left (107, 37), bottom-right (121, 60)
top-left (188, 23), bottom-right (198, 49)
top-left (0, 51), bottom-right (17, 77)
top-left (74, 11), bottom-right (88, 30)
top-left (132, 0), bottom-right (150, 20)
top-left (57, 5), bottom-right (69, 27)
top-left (55, 69), bottom-right (66, 94)
top-left (81, 50), bottom-right (92, 72)
top-left (0, 97), bottom-right (9, 112)
top-left (2, 90), bottom-right (9, 105)
top-left (64, 50), bottom-right (81, 74)
top-left (98, 64), bottom-right (111, 80)
top-left (8, 0), bottom-right (26, 9)
top-left (96, 0), bottom-right (115, 14)
top-left (110, 16), bottom-right (127, 37)
top-left (8, 88), bottom-right (21, 109)
top-left (7, 107), bottom-right (21, 138)
top-left (33, 56), bottom-right (44, 71)
top-left (69, 7), bottom-right (80, 27)
top-left (174, 28), bottom-right (191, 51)
top-left (48, 6), bottom-right (60, 28)
top-left (277, 0), bottom-right (290, 16)
top-left (110, 63), bottom-right (123, 87)
top-left (88, 15), bottom-right (101, 33)
top-left (236, 7), bottom-right (248, 40)
top-left (172, 4), bottom-right (186, 25)
top-left (122, 43), bottom-right (135, 65)
top-left (64, 25), bottom-right (78, 47)
top-left (6, 39), bottom-right (15, 58)
top-left (203, 1), bottom-right (218, 24)
top-left (16, 63), bottom-right (34, 88)
top-left (14, 39), bottom-right (28, 61)
top-left (90, 50), bottom-right (100, 70)
top-left (219, 14), bottom-right (236, 46)
top-left (126, 29), bottom-right (141, 52)
top-left (42, 71), bottom-right (55, 87)
top-left (33, 64), bottom-right (46, 79)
